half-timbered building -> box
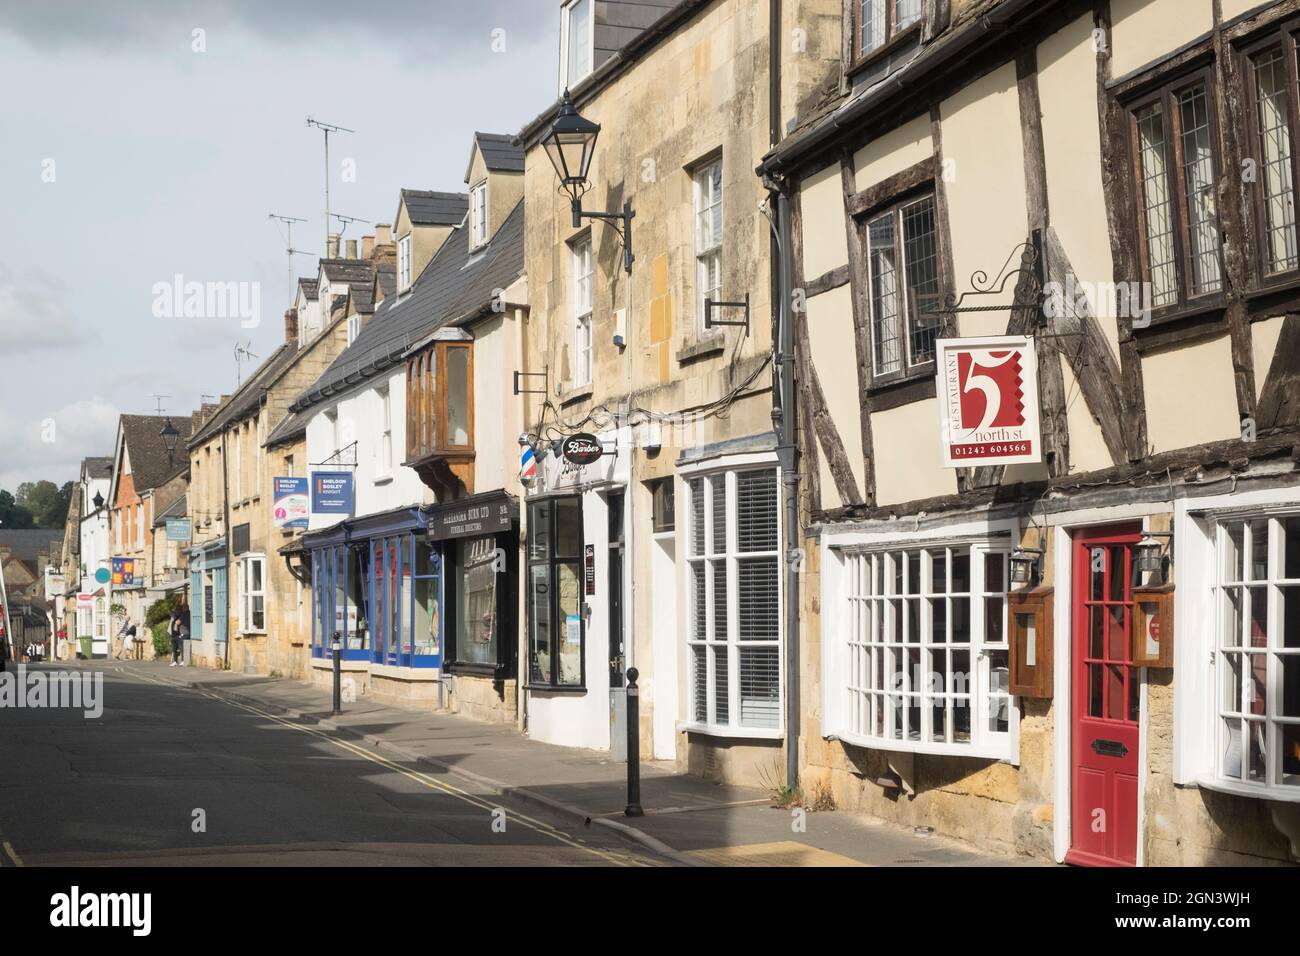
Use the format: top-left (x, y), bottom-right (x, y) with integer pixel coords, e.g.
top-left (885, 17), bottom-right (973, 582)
top-left (760, 0), bottom-right (1300, 864)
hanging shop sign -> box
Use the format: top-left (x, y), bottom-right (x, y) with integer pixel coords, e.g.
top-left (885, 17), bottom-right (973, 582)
top-left (936, 335), bottom-right (1042, 469)
top-left (272, 476), bottom-right (310, 530)
top-left (311, 471), bottom-right (355, 515)
top-left (94, 567), bottom-right (111, 585)
top-left (561, 433), bottom-right (604, 466)
top-left (110, 558), bottom-right (137, 586)
top-left (166, 518), bottom-right (192, 542)
top-left (428, 492), bottom-right (518, 541)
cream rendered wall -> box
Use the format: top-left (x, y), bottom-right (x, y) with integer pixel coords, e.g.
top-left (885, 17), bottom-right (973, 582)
top-left (1251, 315), bottom-right (1286, 399)
top-left (1222, 0), bottom-right (1274, 21)
top-left (469, 307), bottom-right (525, 497)
top-left (869, 398), bottom-right (958, 505)
top-left (800, 162), bottom-right (848, 280)
top-left (1142, 335), bottom-right (1242, 454)
top-left (1110, 0), bottom-right (1214, 79)
top-left (853, 113), bottom-right (931, 192)
top-left (1038, 13), bottom-right (1120, 365)
top-left (805, 284), bottom-right (865, 501)
top-left (939, 62), bottom-right (1028, 338)
top-left (1058, 354), bottom-right (1115, 474)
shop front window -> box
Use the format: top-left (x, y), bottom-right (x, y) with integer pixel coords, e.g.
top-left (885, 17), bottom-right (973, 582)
top-left (413, 540), bottom-right (441, 660)
top-left (528, 497), bottom-right (584, 688)
top-left (454, 535), bottom-right (499, 667)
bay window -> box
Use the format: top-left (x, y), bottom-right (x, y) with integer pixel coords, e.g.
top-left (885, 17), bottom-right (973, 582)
top-left (1214, 514), bottom-right (1300, 792)
top-left (829, 540), bottom-right (1016, 759)
top-left (404, 342), bottom-right (473, 461)
top-left (685, 466), bottom-right (782, 734)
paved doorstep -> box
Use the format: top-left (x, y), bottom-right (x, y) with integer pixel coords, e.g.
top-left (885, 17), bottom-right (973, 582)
top-left (97, 660), bottom-right (1037, 868)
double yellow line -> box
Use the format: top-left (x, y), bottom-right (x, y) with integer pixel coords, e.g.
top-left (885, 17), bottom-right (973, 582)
top-left (125, 669), bottom-right (642, 867)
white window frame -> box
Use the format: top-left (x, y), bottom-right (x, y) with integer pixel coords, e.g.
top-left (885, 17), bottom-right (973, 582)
top-left (819, 523), bottom-right (1020, 762)
top-left (572, 235), bottom-right (593, 387)
top-left (135, 503), bottom-right (143, 547)
top-left (398, 234), bottom-right (413, 291)
top-left (559, 0), bottom-right (595, 90)
top-left (693, 157), bottom-right (724, 333)
top-left (679, 454), bottom-right (784, 739)
top-left (347, 312), bottom-right (361, 346)
top-left (238, 554), bottom-right (266, 634)
top-left (114, 510), bottom-right (122, 552)
top-left (470, 180), bottom-right (488, 249)
top-left (376, 385), bottom-right (393, 478)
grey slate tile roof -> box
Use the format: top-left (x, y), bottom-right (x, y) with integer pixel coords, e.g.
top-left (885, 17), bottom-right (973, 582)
top-left (320, 258), bottom-right (373, 284)
top-left (298, 278), bottom-right (319, 300)
top-left (290, 198), bottom-right (524, 415)
top-left (401, 189), bottom-right (469, 226)
top-left (0, 530), bottom-right (64, 563)
top-left (152, 493), bottom-right (187, 527)
top-left (264, 408), bottom-right (310, 449)
top-left (474, 132), bottom-right (525, 173)
top-left (120, 414), bottom-right (194, 491)
top-left (188, 342), bottom-right (300, 448)
top-left (80, 456), bottom-right (114, 480)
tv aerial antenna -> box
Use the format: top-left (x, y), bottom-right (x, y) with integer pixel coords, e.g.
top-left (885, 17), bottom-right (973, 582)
top-left (269, 213), bottom-right (311, 303)
top-left (148, 394), bottom-right (171, 415)
top-left (330, 212), bottom-right (370, 244)
top-left (234, 342), bottom-right (259, 387)
top-left (306, 116), bottom-right (355, 249)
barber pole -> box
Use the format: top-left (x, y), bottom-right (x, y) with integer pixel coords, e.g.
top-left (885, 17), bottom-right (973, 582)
top-left (520, 445), bottom-right (537, 482)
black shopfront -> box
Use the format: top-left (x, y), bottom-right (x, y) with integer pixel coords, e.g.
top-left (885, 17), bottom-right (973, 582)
top-left (425, 490), bottom-right (519, 680)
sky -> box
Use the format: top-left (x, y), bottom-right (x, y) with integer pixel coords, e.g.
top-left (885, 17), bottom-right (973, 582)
top-left (0, 0), bottom-right (559, 490)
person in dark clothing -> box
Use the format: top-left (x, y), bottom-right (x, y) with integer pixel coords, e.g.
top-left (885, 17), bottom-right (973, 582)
top-left (0, 637), bottom-right (9, 672)
top-left (170, 608), bottom-right (187, 666)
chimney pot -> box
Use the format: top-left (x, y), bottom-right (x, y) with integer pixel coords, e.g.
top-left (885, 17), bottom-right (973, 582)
top-left (327, 233), bottom-right (341, 258)
top-left (375, 224), bottom-right (392, 245)
top-left (362, 234), bottom-right (375, 259)
top-left (345, 238), bottom-right (358, 259)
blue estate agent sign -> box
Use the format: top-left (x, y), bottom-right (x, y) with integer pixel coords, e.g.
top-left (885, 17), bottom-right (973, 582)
top-left (273, 476), bottom-right (310, 529)
top-left (311, 471), bottom-right (355, 515)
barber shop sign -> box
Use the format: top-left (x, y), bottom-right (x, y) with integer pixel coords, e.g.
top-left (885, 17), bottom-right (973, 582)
top-left (936, 336), bottom-right (1042, 469)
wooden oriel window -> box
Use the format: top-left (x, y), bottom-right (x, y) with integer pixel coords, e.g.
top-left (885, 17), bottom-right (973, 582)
top-left (851, 0), bottom-right (923, 68)
top-left (1244, 24), bottom-right (1300, 280)
top-left (405, 342), bottom-right (473, 462)
top-left (863, 192), bottom-right (941, 380)
top-left (1128, 72), bottom-right (1225, 313)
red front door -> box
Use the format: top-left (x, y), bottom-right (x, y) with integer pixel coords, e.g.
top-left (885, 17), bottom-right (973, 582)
top-left (1067, 525), bottom-right (1141, 867)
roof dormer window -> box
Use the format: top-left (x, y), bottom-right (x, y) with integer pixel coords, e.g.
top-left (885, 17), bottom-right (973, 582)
top-left (398, 234), bottom-right (413, 291)
top-left (470, 180), bottom-right (488, 249)
top-left (560, 0), bottom-right (593, 89)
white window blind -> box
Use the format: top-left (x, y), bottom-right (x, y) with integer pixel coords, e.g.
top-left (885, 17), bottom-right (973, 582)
top-left (686, 467), bottom-right (782, 732)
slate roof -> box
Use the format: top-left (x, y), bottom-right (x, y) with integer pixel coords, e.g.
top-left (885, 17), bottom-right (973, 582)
top-left (297, 278), bottom-right (319, 300)
top-left (81, 456), bottom-right (114, 479)
top-left (320, 258), bottom-right (373, 284)
top-left (188, 342), bottom-right (300, 448)
top-left (0, 530), bottom-right (64, 563)
top-left (290, 198), bottom-right (525, 414)
top-left (474, 132), bottom-right (525, 173)
top-left (120, 414), bottom-right (193, 491)
top-left (152, 493), bottom-right (188, 527)
top-left (264, 408), bottom-right (310, 449)
top-left (401, 189), bottom-right (469, 226)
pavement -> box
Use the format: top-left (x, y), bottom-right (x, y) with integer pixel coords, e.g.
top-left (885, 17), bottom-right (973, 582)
top-left (2, 659), bottom-right (1039, 867)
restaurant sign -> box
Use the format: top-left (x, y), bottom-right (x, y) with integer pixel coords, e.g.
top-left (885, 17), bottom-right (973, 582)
top-left (937, 336), bottom-right (1042, 469)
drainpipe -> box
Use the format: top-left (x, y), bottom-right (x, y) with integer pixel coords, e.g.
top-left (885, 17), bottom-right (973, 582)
top-left (221, 429), bottom-right (233, 671)
top-left (769, 0), bottom-right (800, 793)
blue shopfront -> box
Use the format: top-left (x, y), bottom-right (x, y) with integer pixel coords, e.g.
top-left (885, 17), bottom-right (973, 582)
top-left (306, 505), bottom-right (443, 668)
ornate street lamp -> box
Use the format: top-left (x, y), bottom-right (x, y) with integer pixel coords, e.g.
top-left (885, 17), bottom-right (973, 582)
top-left (92, 491), bottom-right (104, 510)
top-left (540, 90), bottom-right (634, 274)
top-left (160, 417), bottom-right (180, 465)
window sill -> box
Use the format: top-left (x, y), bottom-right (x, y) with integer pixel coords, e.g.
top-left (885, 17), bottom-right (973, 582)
top-left (827, 728), bottom-right (1014, 763)
top-left (676, 333), bottom-right (726, 364)
top-left (678, 721), bottom-right (784, 741)
top-left (524, 683), bottom-right (587, 694)
top-left (1194, 775), bottom-right (1300, 804)
top-left (865, 365), bottom-right (938, 411)
top-left (558, 383), bottom-right (593, 407)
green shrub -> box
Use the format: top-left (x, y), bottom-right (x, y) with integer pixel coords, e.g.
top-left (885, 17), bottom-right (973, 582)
top-left (152, 621), bottom-right (172, 658)
top-left (145, 593), bottom-right (180, 629)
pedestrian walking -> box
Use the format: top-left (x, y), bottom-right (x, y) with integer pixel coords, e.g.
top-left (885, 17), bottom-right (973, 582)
top-left (117, 620), bottom-right (137, 660)
top-left (169, 607), bottom-right (186, 666)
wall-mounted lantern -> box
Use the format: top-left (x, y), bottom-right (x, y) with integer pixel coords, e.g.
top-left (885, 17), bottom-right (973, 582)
top-left (1009, 546), bottom-right (1044, 587)
top-left (1135, 530), bottom-right (1172, 582)
top-left (540, 90), bottom-right (634, 274)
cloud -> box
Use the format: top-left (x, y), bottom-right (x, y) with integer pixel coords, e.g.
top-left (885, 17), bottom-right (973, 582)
top-left (0, 397), bottom-right (121, 490)
top-left (0, 272), bottom-right (86, 355)
top-left (0, 0), bottom-right (551, 58)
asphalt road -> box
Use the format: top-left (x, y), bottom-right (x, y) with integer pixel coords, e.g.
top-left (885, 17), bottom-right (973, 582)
top-left (0, 663), bottom-right (658, 867)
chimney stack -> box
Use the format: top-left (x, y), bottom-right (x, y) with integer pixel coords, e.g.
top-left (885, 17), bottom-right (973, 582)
top-left (284, 308), bottom-right (299, 344)
top-left (362, 234), bottom-right (375, 259)
top-left (327, 232), bottom-right (340, 258)
top-left (375, 223), bottom-right (392, 246)
top-left (345, 238), bottom-right (358, 259)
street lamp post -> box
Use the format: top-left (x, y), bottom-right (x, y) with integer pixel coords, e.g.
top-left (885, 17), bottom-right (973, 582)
top-left (160, 417), bottom-right (180, 467)
top-left (540, 90), bottom-right (634, 274)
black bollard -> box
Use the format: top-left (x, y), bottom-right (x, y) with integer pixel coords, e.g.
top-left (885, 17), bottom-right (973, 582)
top-left (625, 667), bottom-right (644, 817)
top-left (332, 634), bottom-right (342, 715)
